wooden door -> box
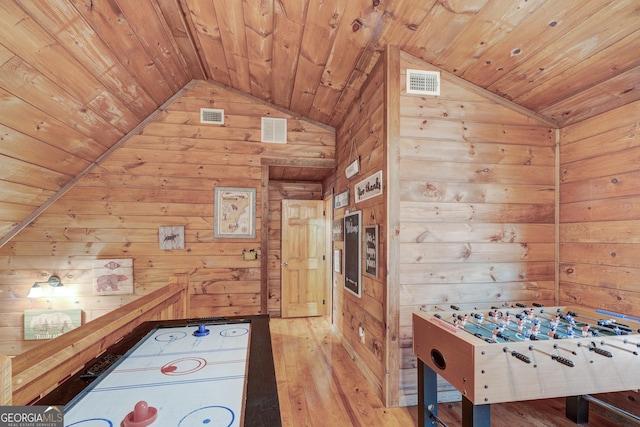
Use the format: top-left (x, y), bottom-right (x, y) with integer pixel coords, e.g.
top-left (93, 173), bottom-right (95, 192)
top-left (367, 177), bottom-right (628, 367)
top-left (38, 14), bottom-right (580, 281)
top-left (281, 200), bottom-right (325, 318)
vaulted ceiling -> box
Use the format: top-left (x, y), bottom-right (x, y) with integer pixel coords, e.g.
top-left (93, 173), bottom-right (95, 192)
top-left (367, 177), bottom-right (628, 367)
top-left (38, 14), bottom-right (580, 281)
top-left (1, 0), bottom-right (640, 245)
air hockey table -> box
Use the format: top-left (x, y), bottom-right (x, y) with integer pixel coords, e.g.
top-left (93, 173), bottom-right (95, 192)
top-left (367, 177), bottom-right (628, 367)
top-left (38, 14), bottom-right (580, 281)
top-left (36, 315), bottom-right (281, 427)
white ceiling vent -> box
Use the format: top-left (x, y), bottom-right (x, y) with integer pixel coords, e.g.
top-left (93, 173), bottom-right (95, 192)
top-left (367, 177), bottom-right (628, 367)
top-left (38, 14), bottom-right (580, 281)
top-left (200, 108), bottom-right (224, 124)
top-left (406, 69), bottom-right (440, 96)
top-left (261, 117), bottom-right (287, 143)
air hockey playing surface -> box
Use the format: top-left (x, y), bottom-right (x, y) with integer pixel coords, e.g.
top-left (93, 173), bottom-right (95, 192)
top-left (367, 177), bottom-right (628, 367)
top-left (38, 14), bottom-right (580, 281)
top-left (36, 315), bottom-right (281, 427)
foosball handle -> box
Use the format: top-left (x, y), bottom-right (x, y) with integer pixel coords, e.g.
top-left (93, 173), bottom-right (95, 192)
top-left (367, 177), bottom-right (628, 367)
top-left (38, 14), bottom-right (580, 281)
top-left (450, 305), bottom-right (460, 310)
top-left (510, 350), bottom-right (531, 364)
top-left (591, 347), bottom-right (613, 358)
top-left (516, 303), bottom-right (527, 308)
top-left (552, 355), bottom-right (575, 367)
top-left (502, 347), bottom-right (531, 363)
top-left (532, 302), bottom-right (544, 307)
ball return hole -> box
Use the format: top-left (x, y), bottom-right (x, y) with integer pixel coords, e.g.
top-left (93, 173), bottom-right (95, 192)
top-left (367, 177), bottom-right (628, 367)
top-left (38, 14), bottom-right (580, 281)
top-left (431, 349), bottom-right (446, 370)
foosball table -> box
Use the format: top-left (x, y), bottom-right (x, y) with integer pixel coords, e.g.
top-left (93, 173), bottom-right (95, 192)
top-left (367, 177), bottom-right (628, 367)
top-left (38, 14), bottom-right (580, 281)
top-left (413, 304), bottom-right (640, 426)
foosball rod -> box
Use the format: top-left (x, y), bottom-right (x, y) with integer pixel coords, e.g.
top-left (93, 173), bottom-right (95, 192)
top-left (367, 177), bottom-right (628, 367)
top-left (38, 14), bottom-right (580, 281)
top-left (536, 309), bottom-right (611, 337)
top-left (474, 312), bottom-right (551, 341)
top-left (528, 345), bottom-right (575, 367)
top-left (553, 343), bottom-right (577, 355)
top-left (432, 313), bottom-right (498, 343)
top-left (518, 310), bottom-right (575, 338)
top-left (576, 341), bottom-right (613, 358)
top-left (460, 314), bottom-right (518, 343)
top-left (563, 310), bottom-right (638, 333)
top-left (599, 340), bottom-right (639, 356)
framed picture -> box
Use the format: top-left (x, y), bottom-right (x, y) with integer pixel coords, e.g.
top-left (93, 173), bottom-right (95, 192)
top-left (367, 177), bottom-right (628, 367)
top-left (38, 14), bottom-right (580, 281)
top-left (92, 259), bottom-right (134, 295)
top-left (334, 249), bottom-right (342, 273)
top-left (355, 170), bottom-right (383, 203)
top-left (214, 187), bottom-right (256, 238)
top-left (344, 211), bottom-right (361, 298)
top-left (159, 226), bottom-right (185, 250)
top-left (332, 218), bottom-right (344, 241)
top-left (24, 309), bottom-right (82, 340)
top-left (334, 189), bottom-right (349, 209)
top-left (364, 225), bottom-right (378, 278)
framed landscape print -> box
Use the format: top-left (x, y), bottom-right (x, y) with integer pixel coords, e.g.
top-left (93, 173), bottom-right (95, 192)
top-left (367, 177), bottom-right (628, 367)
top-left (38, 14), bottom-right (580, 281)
top-left (214, 187), bottom-right (256, 239)
top-left (24, 309), bottom-right (82, 340)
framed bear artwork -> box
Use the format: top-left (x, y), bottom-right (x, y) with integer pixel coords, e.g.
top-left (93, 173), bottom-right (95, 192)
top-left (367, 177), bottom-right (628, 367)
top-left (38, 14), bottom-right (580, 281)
top-left (92, 258), bottom-right (134, 295)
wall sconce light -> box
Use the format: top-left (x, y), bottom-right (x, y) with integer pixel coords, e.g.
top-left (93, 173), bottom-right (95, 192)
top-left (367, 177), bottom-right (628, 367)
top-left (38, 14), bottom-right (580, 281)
top-left (28, 275), bottom-right (65, 298)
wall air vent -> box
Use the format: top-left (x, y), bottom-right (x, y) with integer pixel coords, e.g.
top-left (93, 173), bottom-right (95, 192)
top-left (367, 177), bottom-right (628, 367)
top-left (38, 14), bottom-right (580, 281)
top-left (406, 69), bottom-right (440, 96)
top-left (200, 108), bottom-right (224, 124)
top-left (261, 117), bottom-right (287, 144)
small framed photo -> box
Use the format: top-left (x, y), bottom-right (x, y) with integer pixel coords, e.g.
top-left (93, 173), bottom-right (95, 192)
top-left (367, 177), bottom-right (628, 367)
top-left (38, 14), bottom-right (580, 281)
top-left (159, 226), bottom-right (185, 250)
top-left (334, 189), bottom-right (349, 209)
top-left (334, 249), bottom-right (342, 273)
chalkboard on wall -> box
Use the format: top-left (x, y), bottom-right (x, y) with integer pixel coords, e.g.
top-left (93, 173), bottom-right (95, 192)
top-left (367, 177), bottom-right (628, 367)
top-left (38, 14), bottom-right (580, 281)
top-left (344, 211), bottom-right (361, 297)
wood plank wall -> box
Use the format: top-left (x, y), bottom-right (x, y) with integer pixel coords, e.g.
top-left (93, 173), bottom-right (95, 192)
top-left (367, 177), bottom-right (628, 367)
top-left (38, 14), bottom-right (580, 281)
top-left (0, 80), bottom-right (335, 356)
top-left (323, 51), bottom-right (389, 403)
top-left (396, 51), bottom-right (557, 406)
top-left (267, 180), bottom-right (323, 317)
top-left (559, 100), bottom-right (640, 311)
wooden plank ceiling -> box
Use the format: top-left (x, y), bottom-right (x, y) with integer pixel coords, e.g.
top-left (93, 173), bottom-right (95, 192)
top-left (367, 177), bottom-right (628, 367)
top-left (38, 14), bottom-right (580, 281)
top-left (1, 0), bottom-right (639, 245)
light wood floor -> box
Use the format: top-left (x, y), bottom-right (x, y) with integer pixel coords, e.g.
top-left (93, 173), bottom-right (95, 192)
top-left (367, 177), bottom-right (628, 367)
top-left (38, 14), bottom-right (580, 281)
top-left (270, 316), bottom-right (638, 427)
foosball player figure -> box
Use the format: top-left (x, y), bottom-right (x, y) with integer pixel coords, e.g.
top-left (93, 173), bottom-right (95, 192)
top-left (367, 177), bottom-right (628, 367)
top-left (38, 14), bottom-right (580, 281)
top-left (460, 314), bottom-right (468, 327)
top-left (489, 309), bottom-right (498, 320)
top-left (498, 321), bottom-right (506, 333)
top-left (549, 315), bottom-right (560, 329)
top-left (504, 312), bottom-right (512, 328)
top-left (581, 324), bottom-right (590, 337)
top-left (548, 326), bottom-right (557, 339)
top-left (524, 329), bottom-right (532, 341)
top-left (477, 313), bottom-right (485, 325)
top-left (531, 319), bottom-right (541, 337)
top-left (526, 309), bottom-right (535, 322)
top-left (517, 315), bottom-right (525, 333)
top-left (565, 313), bottom-right (576, 326)
top-left (566, 325), bottom-right (575, 338)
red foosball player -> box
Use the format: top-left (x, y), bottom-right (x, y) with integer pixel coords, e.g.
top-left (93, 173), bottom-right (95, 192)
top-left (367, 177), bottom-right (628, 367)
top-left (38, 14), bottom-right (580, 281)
top-left (504, 313), bottom-right (511, 328)
top-left (531, 319), bottom-right (541, 337)
top-left (460, 314), bottom-right (468, 327)
top-left (517, 315), bottom-right (525, 332)
top-left (548, 326), bottom-right (557, 339)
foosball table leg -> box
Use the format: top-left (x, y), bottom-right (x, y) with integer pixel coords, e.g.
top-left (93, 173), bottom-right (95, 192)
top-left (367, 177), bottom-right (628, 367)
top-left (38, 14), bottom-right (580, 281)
top-left (566, 395), bottom-right (589, 424)
top-left (418, 360), bottom-right (439, 426)
top-left (461, 396), bottom-right (490, 427)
